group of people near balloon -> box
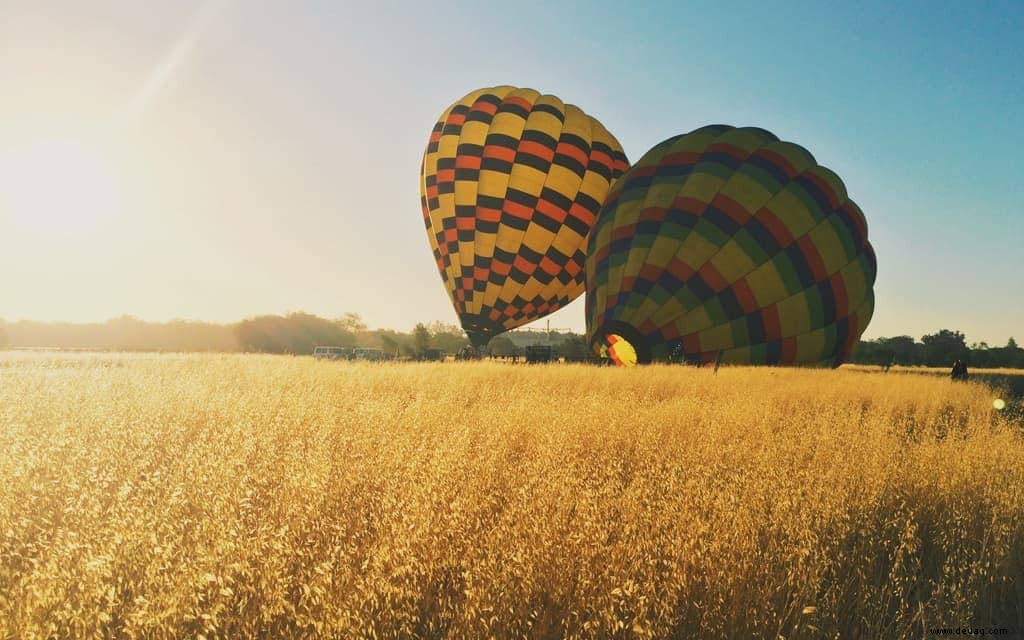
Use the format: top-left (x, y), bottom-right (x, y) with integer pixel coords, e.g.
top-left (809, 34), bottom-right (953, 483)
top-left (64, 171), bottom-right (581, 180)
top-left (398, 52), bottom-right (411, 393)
top-left (420, 86), bottom-right (876, 367)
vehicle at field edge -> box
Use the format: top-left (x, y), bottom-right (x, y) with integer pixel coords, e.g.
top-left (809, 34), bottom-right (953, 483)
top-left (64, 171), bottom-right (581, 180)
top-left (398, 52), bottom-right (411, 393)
top-left (313, 346), bottom-right (349, 360)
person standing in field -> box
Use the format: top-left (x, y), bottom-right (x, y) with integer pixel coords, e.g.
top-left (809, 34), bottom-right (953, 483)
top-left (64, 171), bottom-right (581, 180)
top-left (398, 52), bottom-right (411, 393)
top-left (951, 359), bottom-right (968, 381)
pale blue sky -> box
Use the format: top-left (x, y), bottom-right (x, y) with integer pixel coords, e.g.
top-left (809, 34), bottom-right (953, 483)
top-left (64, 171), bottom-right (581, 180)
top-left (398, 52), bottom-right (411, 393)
top-left (1, 1), bottom-right (1021, 344)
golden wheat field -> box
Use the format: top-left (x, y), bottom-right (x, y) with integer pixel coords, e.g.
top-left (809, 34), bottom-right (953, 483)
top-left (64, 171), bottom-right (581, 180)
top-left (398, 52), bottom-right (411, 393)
top-left (1, 353), bottom-right (1022, 639)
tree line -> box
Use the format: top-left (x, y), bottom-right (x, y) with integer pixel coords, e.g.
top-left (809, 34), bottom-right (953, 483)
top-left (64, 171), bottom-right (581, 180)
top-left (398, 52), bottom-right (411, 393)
top-left (0, 313), bottom-right (471, 357)
top-left (849, 330), bottom-right (1023, 368)
top-left (233, 313), bottom-right (474, 357)
top-left (0, 316), bottom-right (237, 352)
top-left (1, 315), bottom-right (1020, 369)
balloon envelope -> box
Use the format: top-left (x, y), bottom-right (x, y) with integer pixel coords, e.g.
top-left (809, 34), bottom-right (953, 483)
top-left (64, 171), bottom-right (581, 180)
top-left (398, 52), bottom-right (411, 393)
top-left (420, 86), bottom-right (629, 347)
top-left (585, 125), bottom-right (876, 366)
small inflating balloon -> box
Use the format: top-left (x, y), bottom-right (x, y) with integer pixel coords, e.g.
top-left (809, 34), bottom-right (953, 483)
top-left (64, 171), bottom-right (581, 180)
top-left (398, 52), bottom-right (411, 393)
top-left (603, 334), bottom-right (638, 367)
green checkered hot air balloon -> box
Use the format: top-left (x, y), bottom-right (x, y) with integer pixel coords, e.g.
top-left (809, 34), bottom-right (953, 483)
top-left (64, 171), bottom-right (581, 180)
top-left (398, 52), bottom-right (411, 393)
top-left (585, 125), bottom-right (876, 367)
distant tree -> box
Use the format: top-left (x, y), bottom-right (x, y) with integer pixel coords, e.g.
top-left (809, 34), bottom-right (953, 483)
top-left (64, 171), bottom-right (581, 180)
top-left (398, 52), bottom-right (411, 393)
top-left (488, 335), bottom-right (518, 357)
top-left (849, 339), bottom-right (881, 365)
top-left (0, 317), bottom-right (237, 351)
top-left (425, 321), bottom-right (461, 335)
top-left (850, 335), bottom-right (923, 366)
top-left (969, 342), bottom-right (997, 368)
top-left (882, 336), bottom-right (923, 365)
top-left (921, 329), bottom-right (969, 367)
top-left (234, 312), bottom-right (354, 354)
top-left (559, 333), bottom-right (590, 360)
top-left (367, 330), bottom-right (413, 355)
top-left (974, 340), bottom-right (1024, 368)
top-left (339, 312), bottom-right (367, 332)
top-left (426, 321), bottom-right (470, 354)
top-left (1002, 337), bottom-right (1023, 368)
top-left (412, 323), bottom-right (431, 356)
top-left (380, 334), bottom-right (400, 358)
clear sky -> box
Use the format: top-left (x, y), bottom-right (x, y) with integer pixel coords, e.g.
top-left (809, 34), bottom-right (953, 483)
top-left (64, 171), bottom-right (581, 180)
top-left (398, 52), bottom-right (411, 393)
top-left (1, 1), bottom-right (1021, 344)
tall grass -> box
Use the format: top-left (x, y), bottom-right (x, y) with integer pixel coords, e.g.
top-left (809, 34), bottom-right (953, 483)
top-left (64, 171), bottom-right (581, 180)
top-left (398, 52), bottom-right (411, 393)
top-left (1, 354), bottom-right (1021, 638)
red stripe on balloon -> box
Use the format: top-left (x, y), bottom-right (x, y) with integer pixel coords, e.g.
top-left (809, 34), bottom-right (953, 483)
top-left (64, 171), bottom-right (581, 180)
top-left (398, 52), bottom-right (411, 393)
top-left (611, 224), bottom-right (636, 242)
top-left (805, 171), bottom-right (841, 210)
top-left (512, 255), bottom-right (535, 274)
top-left (556, 142), bottom-right (589, 168)
top-left (638, 206), bottom-right (669, 222)
top-left (455, 155), bottom-right (481, 170)
top-left (519, 141), bottom-right (555, 162)
top-left (661, 151), bottom-right (701, 166)
top-left (569, 203), bottom-right (596, 226)
top-left (762, 304), bottom-right (782, 342)
top-left (503, 200), bottom-right (533, 220)
top-left (671, 196), bottom-right (707, 216)
top-left (666, 257), bottom-right (696, 282)
top-left (754, 148), bottom-right (798, 179)
top-left (830, 273), bottom-right (849, 319)
top-left (711, 194), bottom-right (752, 225)
top-left (796, 236), bottom-right (828, 282)
top-left (698, 263), bottom-right (729, 293)
top-left (483, 145), bottom-right (516, 163)
top-left (756, 207), bottom-right (795, 247)
top-left (536, 199), bottom-right (567, 223)
top-left (503, 95), bottom-right (533, 113)
top-left (471, 100), bottom-right (498, 116)
top-left (781, 336), bottom-right (798, 363)
top-left (476, 207), bottom-right (501, 223)
top-left (731, 278), bottom-right (760, 314)
top-left (539, 256), bottom-right (560, 276)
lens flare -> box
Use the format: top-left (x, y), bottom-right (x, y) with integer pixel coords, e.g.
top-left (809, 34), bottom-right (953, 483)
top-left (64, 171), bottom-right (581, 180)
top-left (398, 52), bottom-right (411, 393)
top-left (993, 399), bottom-right (1006, 410)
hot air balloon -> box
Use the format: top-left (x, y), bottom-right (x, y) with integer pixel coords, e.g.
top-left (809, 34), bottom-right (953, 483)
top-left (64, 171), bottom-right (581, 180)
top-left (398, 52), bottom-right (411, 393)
top-left (585, 125), bottom-right (876, 366)
top-left (420, 86), bottom-right (629, 348)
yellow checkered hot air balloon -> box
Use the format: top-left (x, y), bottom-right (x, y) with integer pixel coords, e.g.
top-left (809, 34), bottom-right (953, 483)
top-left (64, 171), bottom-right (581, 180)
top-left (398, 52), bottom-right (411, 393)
top-left (420, 86), bottom-right (629, 348)
top-left (586, 125), bottom-right (876, 367)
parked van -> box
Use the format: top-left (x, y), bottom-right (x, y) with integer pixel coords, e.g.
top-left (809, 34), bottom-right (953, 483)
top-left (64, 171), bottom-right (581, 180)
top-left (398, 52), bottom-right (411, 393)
top-left (313, 346), bottom-right (348, 360)
top-left (352, 348), bottom-right (388, 361)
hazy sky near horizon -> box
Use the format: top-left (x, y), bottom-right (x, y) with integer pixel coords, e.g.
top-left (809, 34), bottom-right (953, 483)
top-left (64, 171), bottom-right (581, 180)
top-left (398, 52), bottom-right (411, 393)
top-left (1, 1), bottom-right (1021, 344)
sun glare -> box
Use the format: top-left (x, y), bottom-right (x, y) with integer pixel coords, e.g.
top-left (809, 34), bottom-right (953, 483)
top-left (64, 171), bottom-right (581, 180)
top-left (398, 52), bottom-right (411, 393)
top-left (0, 139), bottom-right (121, 235)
